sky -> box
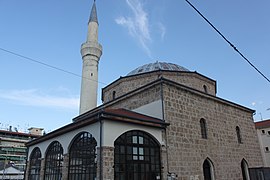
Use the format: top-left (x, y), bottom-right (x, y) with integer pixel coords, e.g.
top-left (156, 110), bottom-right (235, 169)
top-left (0, 0), bottom-right (269, 133)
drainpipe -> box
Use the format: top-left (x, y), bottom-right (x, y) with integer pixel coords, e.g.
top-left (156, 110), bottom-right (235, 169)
top-left (99, 113), bottom-right (103, 180)
top-left (160, 79), bottom-right (170, 175)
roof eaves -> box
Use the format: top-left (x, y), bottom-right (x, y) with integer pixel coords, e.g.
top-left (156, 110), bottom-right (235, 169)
top-left (101, 110), bottom-right (169, 128)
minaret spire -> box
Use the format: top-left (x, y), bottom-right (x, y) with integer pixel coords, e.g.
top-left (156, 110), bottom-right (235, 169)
top-left (89, 0), bottom-right (98, 24)
top-left (79, 0), bottom-right (102, 114)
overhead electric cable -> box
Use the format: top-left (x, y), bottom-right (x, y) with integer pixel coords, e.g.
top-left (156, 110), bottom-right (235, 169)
top-left (184, 0), bottom-right (270, 84)
top-left (0, 47), bottom-right (107, 85)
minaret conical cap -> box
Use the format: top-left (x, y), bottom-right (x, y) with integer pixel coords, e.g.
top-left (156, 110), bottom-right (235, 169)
top-left (89, 0), bottom-right (98, 24)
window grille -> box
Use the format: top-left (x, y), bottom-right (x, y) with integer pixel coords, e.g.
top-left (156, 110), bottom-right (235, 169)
top-left (114, 130), bottom-right (161, 180)
top-left (44, 141), bottom-right (63, 180)
top-left (68, 132), bottom-right (97, 180)
top-left (28, 147), bottom-right (41, 180)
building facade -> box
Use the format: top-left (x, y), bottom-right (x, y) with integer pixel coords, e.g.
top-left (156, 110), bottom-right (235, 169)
top-left (255, 119), bottom-right (270, 167)
top-left (24, 65), bottom-right (263, 180)
top-left (0, 128), bottom-right (42, 179)
top-left (24, 1), bottom-right (263, 180)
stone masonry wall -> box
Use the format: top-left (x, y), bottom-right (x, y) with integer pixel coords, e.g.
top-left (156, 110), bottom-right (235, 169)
top-left (97, 146), bottom-right (114, 180)
top-left (40, 158), bottom-right (45, 180)
top-left (102, 71), bottom-right (216, 103)
top-left (162, 83), bottom-right (263, 180)
top-left (106, 81), bottom-right (162, 111)
top-left (62, 154), bottom-right (69, 180)
top-left (103, 146), bottom-right (114, 180)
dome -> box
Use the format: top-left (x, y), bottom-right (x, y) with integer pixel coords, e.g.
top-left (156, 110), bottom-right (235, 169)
top-left (127, 61), bottom-right (189, 76)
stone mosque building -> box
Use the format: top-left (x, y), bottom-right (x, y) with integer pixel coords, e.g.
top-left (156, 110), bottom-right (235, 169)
top-left (25, 1), bottom-right (263, 180)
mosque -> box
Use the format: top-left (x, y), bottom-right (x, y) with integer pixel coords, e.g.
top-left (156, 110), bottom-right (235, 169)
top-left (25, 1), bottom-right (263, 180)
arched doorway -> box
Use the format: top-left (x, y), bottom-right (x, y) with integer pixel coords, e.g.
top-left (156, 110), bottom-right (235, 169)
top-left (203, 158), bottom-right (215, 180)
top-left (241, 159), bottom-right (250, 180)
top-left (114, 130), bottom-right (161, 180)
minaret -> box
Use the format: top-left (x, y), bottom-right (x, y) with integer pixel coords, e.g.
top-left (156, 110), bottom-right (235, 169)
top-left (79, 0), bottom-right (102, 114)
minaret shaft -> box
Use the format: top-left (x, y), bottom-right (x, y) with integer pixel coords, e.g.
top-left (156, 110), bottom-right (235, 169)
top-left (79, 2), bottom-right (102, 114)
top-left (87, 22), bottom-right (98, 42)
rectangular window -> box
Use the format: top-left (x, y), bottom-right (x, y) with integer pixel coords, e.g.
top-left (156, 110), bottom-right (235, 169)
top-left (133, 147), bottom-right (138, 155)
top-left (132, 136), bottom-right (137, 144)
top-left (139, 136), bottom-right (144, 144)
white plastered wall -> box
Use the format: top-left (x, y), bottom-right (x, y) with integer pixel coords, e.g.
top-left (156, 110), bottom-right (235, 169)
top-left (257, 128), bottom-right (270, 167)
top-left (133, 100), bottom-right (163, 119)
top-left (27, 122), bottom-right (100, 160)
top-left (102, 120), bottom-right (163, 146)
top-left (28, 120), bottom-right (164, 160)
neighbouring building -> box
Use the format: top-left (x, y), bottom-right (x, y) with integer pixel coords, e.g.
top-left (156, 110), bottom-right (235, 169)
top-left (24, 1), bottom-right (264, 180)
top-left (255, 119), bottom-right (270, 167)
top-left (0, 127), bottom-right (42, 179)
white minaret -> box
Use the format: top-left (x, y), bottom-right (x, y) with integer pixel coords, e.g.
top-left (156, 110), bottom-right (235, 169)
top-left (79, 0), bottom-right (102, 114)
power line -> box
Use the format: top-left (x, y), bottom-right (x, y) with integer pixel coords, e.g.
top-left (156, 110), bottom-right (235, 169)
top-left (0, 47), bottom-right (107, 85)
top-left (184, 0), bottom-right (270, 84)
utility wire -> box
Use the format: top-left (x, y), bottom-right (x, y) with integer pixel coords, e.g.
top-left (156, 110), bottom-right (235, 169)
top-left (0, 47), bottom-right (107, 85)
top-left (184, 0), bottom-right (270, 84)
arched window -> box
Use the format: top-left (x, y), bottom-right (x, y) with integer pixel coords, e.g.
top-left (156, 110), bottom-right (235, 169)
top-left (44, 141), bottom-right (63, 180)
top-left (241, 159), bottom-right (250, 180)
top-left (236, 126), bottom-right (242, 143)
top-left (200, 118), bottom-right (207, 139)
top-left (68, 132), bottom-right (97, 180)
top-left (28, 147), bottom-right (41, 180)
top-left (112, 91), bottom-right (116, 100)
top-left (203, 158), bottom-right (215, 180)
top-left (114, 130), bottom-right (161, 180)
top-left (203, 85), bottom-right (208, 93)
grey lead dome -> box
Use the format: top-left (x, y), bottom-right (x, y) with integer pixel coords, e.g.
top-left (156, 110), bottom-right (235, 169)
top-left (127, 61), bottom-right (189, 76)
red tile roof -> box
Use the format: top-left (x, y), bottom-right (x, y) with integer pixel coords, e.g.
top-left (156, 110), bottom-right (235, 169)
top-left (255, 119), bottom-right (270, 129)
top-left (26, 108), bottom-right (169, 147)
top-left (103, 108), bottom-right (166, 125)
top-left (0, 129), bottom-right (40, 138)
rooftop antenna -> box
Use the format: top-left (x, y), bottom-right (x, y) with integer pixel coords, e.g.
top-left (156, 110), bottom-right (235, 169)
top-left (259, 113), bottom-right (263, 121)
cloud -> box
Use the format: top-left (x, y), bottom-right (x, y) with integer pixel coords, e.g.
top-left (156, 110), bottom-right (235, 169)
top-left (115, 0), bottom-right (152, 57)
top-left (157, 22), bottom-right (166, 41)
top-left (0, 89), bottom-right (79, 110)
top-left (251, 101), bottom-right (263, 106)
